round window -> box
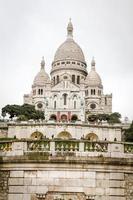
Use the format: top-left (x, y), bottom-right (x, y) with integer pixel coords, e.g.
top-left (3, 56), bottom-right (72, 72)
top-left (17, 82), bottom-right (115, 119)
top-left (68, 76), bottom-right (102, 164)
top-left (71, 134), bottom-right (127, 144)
top-left (37, 103), bottom-right (43, 109)
top-left (90, 103), bottom-right (96, 109)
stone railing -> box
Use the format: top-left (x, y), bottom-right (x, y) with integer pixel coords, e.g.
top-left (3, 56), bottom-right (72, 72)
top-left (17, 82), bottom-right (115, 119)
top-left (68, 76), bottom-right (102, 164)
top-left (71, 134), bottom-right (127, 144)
top-left (27, 140), bottom-right (50, 151)
top-left (84, 141), bottom-right (108, 152)
top-left (0, 140), bottom-right (133, 157)
top-left (0, 141), bottom-right (12, 152)
top-left (55, 140), bottom-right (79, 152)
top-left (124, 143), bottom-right (133, 154)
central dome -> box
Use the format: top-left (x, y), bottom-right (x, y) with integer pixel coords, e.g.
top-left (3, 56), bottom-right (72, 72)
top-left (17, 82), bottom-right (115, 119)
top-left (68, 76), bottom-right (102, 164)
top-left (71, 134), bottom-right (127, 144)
top-left (53, 19), bottom-right (86, 64)
top-left (54, 39), bottom-right (85, 63)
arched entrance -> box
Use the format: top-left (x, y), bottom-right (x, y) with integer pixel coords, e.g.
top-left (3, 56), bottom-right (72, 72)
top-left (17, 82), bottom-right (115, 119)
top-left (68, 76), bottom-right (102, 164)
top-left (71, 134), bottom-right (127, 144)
top-left (71, 114), bottom-right (78, 122)
top-left (30, 131), bottom-right (43, 140)
top-left (57, 131), bottom-right (72, 139)
top-left (85, 133), bottom-right (99, 141)
top-left (61, 114), bottom-right (67, 122)
top-left (50, 114), bottom-right (57, 121)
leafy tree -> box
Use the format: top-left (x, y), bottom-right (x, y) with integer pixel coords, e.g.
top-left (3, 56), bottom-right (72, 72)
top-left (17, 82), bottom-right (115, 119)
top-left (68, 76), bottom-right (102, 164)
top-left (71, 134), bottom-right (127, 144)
top-left (108, 112), bottom-right (121, 124)
top-left (124, 121), bottom-right (133, 142)
top-left (2, 104), bottom-right (21, 119)
top-left (2, 104), bottom-right (45, 120)
top-left (88, 112), bottom-right (121, 124)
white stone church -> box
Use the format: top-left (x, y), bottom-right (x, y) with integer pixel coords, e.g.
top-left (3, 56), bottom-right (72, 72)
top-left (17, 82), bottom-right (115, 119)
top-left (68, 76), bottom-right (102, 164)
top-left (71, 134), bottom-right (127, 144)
top-left (24, 20), bottom-right (112, 122)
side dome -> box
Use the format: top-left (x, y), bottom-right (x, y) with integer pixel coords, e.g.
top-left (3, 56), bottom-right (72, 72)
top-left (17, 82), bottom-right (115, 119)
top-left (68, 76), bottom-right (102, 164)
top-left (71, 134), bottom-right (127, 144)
top-left (86, 58), bottom-right (103, 87)
top-left (33, 57), bottom-right (50, 86)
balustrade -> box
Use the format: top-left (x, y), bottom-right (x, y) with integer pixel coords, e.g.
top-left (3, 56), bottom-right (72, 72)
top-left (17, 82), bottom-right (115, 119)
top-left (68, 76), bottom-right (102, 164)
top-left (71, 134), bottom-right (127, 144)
top-left (27, 140), bottom-right (50, 151)
top-left (84, 142), bottom-right (108, 152)
top-left (0, 141), bottom-right (12, 152)
top-left (124, 143), bottom-right (133, 153)
top-left (0, 140), bottom-right (133, 156)
top-left (55, 141), bottom-right (79, 152)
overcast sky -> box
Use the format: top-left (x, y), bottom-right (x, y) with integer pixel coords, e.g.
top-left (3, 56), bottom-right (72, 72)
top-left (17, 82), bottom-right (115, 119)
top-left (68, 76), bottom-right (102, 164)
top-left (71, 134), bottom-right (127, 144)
top-left (0, 0), bottom-right (133, 120)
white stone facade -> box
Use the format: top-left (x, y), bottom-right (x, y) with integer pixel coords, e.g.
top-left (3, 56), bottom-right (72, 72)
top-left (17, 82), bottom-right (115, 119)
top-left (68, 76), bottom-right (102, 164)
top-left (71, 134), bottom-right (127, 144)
top-left (24, 20), bottom-right (112, 122)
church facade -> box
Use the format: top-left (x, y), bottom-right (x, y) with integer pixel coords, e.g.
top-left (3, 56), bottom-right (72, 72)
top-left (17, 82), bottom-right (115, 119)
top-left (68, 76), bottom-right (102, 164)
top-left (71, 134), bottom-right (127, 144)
top-left (24, 20), bottom-right (112, 122)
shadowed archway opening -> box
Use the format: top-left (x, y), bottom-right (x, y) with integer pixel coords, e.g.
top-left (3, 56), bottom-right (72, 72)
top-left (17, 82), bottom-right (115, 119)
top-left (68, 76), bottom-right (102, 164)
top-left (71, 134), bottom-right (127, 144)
top-left (57, 131), bottom-right (72, 139)
top-left (85, 133), bottom-right (99, 141)
top-left (71, 114), bottom-right (78, 122)
top-left (30, 131), bottom-right (43, 140)
top-left (50, 114), bottom-right (57, 121)
top-left (61, 114), bottom-right (67, 122)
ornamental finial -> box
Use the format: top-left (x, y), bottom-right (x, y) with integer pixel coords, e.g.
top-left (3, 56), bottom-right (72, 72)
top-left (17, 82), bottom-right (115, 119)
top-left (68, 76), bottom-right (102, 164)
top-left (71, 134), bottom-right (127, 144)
top-left (41, 56), bottom-right (45, 69)
top-left (67, 18), bottom-right (73, 39)
top-left (91, 57), bottom-right (96, 70)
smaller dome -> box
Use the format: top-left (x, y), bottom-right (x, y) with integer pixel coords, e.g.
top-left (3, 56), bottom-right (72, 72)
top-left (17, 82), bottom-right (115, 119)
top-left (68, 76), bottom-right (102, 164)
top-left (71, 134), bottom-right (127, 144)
top-left (85, 58), bottom-right (102, 87)
top-left (33, 57), bottom-right (50, 86)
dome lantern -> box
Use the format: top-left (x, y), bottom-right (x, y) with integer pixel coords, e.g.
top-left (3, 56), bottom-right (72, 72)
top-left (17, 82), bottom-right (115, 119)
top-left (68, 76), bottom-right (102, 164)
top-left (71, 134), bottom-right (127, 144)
top-left (91, 57), bottom-right (96, 70)
top-left (41, 56), bottom-right (45, 69)
top-left (67, 18), bottom-right (73, 39)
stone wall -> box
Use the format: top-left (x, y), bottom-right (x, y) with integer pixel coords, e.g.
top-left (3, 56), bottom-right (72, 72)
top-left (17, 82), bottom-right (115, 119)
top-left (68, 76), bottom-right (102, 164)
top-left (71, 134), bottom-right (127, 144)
top-left (125, 174), bottom-right (133, 200)
top-left (0, 161), bottom-right (132, 200)
top-left (0, 171), bottom-right (10, 200)
top-left (7, 122), bottom-right (122, 141)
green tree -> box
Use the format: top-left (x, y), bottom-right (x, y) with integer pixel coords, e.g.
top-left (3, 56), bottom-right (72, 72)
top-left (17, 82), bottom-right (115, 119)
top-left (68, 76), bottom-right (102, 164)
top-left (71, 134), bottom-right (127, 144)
top-left (124, 121), bottom-right (133, 142)
top-left (108, 112), bottom-right (121, 124)
top-left (2, 104), bottom-right (45, 120)
top-left (2, 104), bottom-right (21, 119)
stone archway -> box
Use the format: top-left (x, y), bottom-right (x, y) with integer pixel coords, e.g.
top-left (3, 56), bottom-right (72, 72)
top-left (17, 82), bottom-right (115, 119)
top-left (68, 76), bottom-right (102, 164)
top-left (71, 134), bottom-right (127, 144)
top-left (30, 131), bottom-right (43, 140)
top-left (85, 133), bottom-right (99, 141)
top-left (61, 114), bottom-right (67, 122)
top-left (57, 131), bottom-right (72, 139)
top-left (50, 114), bottom-right (57, 121)
top-left (71, 115), bottom-right (78, 122)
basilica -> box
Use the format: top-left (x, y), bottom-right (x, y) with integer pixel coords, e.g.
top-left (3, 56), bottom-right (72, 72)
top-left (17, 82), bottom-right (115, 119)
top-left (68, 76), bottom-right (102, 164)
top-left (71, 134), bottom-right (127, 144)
top-left (0, 20), bottom-right (133, 200)
top-left (24, 20), bottom-right (112, 122)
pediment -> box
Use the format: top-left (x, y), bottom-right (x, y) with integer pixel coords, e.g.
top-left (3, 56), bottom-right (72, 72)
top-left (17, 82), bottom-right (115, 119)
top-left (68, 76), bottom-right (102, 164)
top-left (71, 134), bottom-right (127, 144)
top-left (52, 80), bottom-right (80, 91)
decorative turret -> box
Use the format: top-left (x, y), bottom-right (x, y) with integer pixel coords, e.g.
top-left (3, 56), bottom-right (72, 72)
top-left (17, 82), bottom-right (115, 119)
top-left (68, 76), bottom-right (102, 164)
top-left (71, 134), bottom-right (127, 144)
top-left (33, 57), bottom-right (50, 86)
top-left (85, 57), bottom-right (102, 88)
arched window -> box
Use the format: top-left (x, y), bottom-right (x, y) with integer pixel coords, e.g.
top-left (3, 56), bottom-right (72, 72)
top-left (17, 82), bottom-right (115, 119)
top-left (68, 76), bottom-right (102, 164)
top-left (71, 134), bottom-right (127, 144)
top-left (53, 77), bottom-right (55, 85)
top-left (105, 97), bottom-right (107, 105)
top-left (41, 89), bottom-right (43, 95)
top-left (57, 75), bottom-right (59, 83)
top-left (38, 89), bottom-right (40, 95)
top-left (63, 94), bottom-right (67, 105)
top-left (54, 101), bottom-right (56, 109)
top-left (50, 114), bottom-right (57, 121)
top-left (77, 76), bottom-right (80, 84)
top-left (74, 101), bottom-right (76, 109)
top-left (91, 89), bottom-right (95, 95)
top-left (72, 75), bottom-right (75, 83)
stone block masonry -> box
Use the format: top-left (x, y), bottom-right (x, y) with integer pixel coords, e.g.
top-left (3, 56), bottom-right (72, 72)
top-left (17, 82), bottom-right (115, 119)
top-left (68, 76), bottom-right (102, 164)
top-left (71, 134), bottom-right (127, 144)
top-left (0, 171), bottom-right (10, 200)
